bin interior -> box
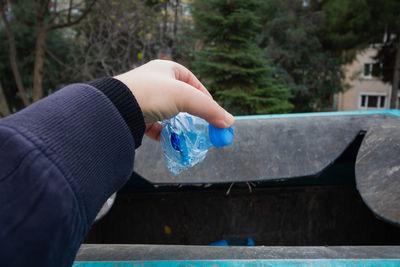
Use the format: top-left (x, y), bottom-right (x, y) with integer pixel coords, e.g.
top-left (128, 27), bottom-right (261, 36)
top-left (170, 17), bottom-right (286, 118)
top-left (84, 134), bottom-right (400, 245)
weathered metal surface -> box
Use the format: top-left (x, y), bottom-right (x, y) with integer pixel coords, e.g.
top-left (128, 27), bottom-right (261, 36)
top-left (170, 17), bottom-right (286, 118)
top-left (75, 244), bottom-right (400, 261)
top-left (135, 116), bottom-right (365, 184)
top-left (74, 244), bottom-right (400, 266)
top-left (73, 259), bottom-right (400, 267)
top-left (356, 122), bottom-right (400, 226)
top-left (75, 243), bottom-right (400, 265)
top-left (133, 110), bottom-right (400, 226)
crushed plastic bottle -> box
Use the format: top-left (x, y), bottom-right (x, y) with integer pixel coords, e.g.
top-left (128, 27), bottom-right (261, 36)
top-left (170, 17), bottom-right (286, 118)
top-left (160, 112), bottom-right (234, 175)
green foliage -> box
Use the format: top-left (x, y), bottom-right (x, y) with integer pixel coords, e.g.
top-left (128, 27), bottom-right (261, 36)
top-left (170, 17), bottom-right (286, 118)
top-left (192, 0), bottom-right (293, 115)
top-left (376, 42), bottom-right (399, 84)
top-left (259, 0), bottom-right (345, 112)
top-left (319, 0), bottom-right (400, 49)
top-left (320, 0), bottom-right (374, 52)
top-left (318, 0), bottom-right (400, 82)
top-left (173, 22), bottom-right (197, 66)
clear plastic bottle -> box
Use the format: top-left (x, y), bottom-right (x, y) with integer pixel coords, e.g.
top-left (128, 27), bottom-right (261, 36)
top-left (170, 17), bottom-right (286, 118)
top-left (160, 112), bottom-right (234, 175)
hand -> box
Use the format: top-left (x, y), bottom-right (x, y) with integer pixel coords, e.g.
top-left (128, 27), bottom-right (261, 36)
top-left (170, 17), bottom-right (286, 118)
top-left (114, 60), bottom-right (234, 141)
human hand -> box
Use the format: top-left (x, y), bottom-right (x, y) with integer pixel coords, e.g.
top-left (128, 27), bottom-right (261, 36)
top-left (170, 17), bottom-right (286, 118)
top-left (114, 60), bottom-right (234, 141)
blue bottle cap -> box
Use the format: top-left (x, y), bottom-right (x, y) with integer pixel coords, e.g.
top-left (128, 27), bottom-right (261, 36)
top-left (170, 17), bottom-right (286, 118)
top-left (208, 124), bottom-right (234, 147)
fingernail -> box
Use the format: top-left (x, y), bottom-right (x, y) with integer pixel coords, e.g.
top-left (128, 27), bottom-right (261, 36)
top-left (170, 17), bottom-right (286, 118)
top-left (224, 111), bottom-right (234, 126)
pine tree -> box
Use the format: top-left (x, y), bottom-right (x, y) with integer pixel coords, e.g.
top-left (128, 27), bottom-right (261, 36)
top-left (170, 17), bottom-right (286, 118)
top-left (259, 0), bottom-right (345, 112)
top-left (192, 0), bottom-right (293, 115)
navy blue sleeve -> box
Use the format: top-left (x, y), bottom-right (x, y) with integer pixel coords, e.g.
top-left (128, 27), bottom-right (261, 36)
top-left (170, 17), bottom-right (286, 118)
top-left (0, 80), bottom-right (145, 267)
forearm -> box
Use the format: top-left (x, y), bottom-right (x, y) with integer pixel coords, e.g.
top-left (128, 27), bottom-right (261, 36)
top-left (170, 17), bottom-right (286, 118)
top-left (0, 59), bottom-right (233, 267)
top-left (0, 79), bottom-right (145, 266)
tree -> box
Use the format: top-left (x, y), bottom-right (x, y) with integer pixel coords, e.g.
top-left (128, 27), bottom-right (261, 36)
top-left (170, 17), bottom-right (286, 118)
top-left (259, 0), bottom-right (345, 112)
top-left (317, 0), bottom-right (400, 108)
top-left (145, 0), bottom-right (182, 54)
top-left (0, 1), bottom-right (79, 114)
top-left (68, 0), bottom-right (157, 80)
top-left (0, 0), bottom-right (96, 108)
top-left (66, 0), bottom-right (188, 81)
top-left (191, 0), bottom-right (293, 115)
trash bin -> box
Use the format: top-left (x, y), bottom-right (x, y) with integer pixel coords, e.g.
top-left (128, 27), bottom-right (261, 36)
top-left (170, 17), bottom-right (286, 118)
top-left (77, 110), bottom-right (400, 265)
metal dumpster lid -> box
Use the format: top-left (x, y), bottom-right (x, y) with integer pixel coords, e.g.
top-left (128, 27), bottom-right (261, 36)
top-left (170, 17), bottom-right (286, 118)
top-left (134, 110), bottom-right (400, 226)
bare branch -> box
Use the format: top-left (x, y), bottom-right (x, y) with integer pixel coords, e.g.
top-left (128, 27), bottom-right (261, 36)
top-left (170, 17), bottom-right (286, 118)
top-left (53, 0), bottom-right (57, 13)
top-left (0, 81), bottom-right (11, 117)
top-left (47, 0), bottom-right (97, 30)
top-left (37, 0), bottom-right (51, 21)
top-left (34, 0), bottom-right (40, 17)
top-left (68, 0), bottom-right (73, 23)
top-left (0, 3), bottom-right (31, 106)
top-left (49, 2), bottom-right (84, 24)
top-left (45, 46), bottom-right (72, 70)
top-left (32, 26), bottom-right (47, 102)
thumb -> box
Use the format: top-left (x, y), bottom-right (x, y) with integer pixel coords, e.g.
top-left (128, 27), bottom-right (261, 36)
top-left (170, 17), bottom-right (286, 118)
top-left (174, 80), bottom-right (234, 128)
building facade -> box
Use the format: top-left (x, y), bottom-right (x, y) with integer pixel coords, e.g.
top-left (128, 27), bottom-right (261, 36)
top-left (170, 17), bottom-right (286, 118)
top-left (338, 47), bottom-right (399, 111)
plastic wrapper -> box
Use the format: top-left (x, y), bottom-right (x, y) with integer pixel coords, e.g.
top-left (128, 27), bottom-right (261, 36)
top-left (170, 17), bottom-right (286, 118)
top-left (160, 113), bottom-right (212, 175)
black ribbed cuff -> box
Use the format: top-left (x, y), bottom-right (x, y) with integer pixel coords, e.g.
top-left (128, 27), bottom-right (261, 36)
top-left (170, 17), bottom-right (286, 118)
top-left (88, 77), bottom-right (145, 149)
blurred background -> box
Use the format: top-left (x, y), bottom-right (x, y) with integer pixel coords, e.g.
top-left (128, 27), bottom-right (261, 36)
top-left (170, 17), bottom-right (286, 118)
top-left (0, 0), bottom-right (399, 116)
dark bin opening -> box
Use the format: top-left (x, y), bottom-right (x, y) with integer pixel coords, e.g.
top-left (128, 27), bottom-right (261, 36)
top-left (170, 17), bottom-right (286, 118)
top-left (84, 134), bottom-right (400, 245)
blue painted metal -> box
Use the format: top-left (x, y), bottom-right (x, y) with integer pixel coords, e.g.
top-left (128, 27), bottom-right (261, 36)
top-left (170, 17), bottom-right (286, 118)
top-left (73, 259), bottom-right (400, 267)
top-left (234, 109), bottom-right (400, 120)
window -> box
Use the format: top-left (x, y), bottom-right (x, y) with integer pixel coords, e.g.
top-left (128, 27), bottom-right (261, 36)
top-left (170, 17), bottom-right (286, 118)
top-left (359, 94), bottom-right (386, 109)
top-left (368, 96), bottom-right (378, 107)
top-left (361, 95), bottom-right (366, 107)
top-left (363, 63), bottom-right (372, 77)
top-left (363, 63), bottom-right (381, 78)
top-left (380, 96), bottom-right (386, 108)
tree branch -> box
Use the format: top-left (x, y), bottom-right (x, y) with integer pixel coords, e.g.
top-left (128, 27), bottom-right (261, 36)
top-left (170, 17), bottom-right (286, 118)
top-left (0, 3), bottom-right (31, 106)
top-left (67, 0), bottom-right (73, 23)
top-left (49, 3), bottom-right (83, 24)
top-left (36, 0), bottom-right (50, 21)
top-left (0, 81), bottom-right (11, 117)
top-left (47, 0), bottom-right (97, 30)
top-left (45, 46), bottom-right (74, 72)
top-left (53, 0), bottom-right (57, 13)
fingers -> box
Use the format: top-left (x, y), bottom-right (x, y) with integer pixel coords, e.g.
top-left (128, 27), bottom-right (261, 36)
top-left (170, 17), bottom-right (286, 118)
top-left (172, 62), bottom-right (213, 99)
top-left (145, 122), bottom-right (163, 141)
top-left (173, 80), bottom-right (234, 128)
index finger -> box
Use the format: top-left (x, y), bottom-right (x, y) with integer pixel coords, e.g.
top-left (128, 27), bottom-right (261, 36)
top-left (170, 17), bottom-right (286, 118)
top-left (172, 62), bottom-right (213, 99)
top-left (173, 80), bottom-right (234, 128)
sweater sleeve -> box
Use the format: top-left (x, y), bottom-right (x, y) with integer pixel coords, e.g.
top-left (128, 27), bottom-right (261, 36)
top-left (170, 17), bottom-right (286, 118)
top-left (0, 80), bottom-right (145, 267)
